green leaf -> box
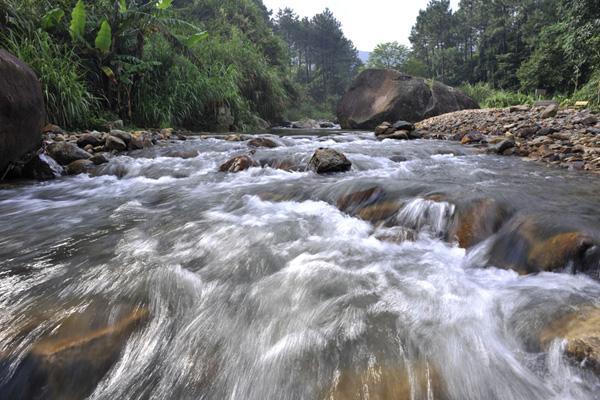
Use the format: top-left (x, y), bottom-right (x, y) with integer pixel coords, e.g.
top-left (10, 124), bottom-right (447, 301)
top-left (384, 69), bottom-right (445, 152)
top-left (101, 66), bottom-right (117, 84)
top-left (156, 0), bottom-right (173, 10)
top-left (185, 31), bottom-right (208, 48)
top-left (118, 0), bottom-right (127, 13)
top-left (95, 20), bottom-right (112, 54)
top-left (69, 0), bottom-right (86, 41)
top-left (41, 8), bottom-right (65, 30)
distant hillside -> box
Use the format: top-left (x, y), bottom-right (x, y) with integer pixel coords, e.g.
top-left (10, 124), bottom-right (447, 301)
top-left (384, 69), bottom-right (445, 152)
top-left (358, 51), bottom-right (371, 64)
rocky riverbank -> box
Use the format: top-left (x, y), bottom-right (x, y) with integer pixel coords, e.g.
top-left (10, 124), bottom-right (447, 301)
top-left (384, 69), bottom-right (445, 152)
top-left (3, 124), bottom-right (188, 180)
top-left (415, 105), bottom-right (600, 173)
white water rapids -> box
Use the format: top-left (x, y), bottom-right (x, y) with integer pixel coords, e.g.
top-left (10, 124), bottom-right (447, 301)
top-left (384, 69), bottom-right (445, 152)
top-left (0, 132), bottom-right (599, 399)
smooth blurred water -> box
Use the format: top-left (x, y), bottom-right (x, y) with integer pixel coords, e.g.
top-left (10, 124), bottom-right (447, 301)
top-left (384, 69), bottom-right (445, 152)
top-left (0, 132), bottom-right (599, 399)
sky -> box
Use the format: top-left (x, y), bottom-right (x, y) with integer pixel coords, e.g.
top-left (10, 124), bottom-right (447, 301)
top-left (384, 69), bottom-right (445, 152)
top-left (262, 0), bottom-right (460, 52)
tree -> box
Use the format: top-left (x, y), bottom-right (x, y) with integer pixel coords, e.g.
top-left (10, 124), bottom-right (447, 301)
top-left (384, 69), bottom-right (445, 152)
top-left (367, 41), bottom-right (410, 71)
top-left (273, 7), bottom-right (360, 114)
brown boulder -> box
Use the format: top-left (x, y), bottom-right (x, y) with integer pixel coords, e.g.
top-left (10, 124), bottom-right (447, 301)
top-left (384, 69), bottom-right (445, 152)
top-left (337, 69), bottom-right (478, 129)
top-left (0, 50), bottom-right (45, 174)
top-left (487, 217), bottom-right (598, 277)
top-left (449, 198), bottom-right (513, 248)
top-left (219, 155), bottom-right (257, 173)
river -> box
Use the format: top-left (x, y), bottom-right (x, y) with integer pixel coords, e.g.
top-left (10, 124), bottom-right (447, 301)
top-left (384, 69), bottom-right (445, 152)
top-left (1, 131), bottom-right (599, 399)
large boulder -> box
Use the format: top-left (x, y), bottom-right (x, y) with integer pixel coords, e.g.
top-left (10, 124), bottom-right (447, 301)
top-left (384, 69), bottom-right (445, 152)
top-left (0, 50), bottom-right (45, 174)
top-left (337, 69), bottom-right (479, 129)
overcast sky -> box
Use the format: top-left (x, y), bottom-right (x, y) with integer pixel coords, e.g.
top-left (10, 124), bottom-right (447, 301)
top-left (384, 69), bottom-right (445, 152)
top-left (263, 0), bottom-right (460, 52)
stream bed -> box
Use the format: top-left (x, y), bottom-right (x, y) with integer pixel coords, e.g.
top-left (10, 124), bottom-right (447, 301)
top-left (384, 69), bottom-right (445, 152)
top-left (1, 131), bottom-right (599, 399)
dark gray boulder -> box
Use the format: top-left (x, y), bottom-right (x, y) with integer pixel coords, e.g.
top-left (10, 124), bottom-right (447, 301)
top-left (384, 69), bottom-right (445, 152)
top-left (0, 50), bottom-right (45, 175)
top-left (22, 154), bottom-right (63, 180)
top-left (308, 148), bottom-right (352, 174)
top-left (337, 69), bottom-right (479, 129)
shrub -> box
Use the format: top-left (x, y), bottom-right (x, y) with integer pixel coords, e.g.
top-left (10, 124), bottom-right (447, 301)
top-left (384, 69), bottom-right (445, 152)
top-left (461, 83), bottom-right (534, 108)
top-left (1, 29), bottom-right (97, 129)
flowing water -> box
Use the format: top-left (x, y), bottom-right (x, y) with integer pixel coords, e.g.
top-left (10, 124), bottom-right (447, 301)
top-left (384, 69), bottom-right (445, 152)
top-left (0, 131), bottom-right (599, 400)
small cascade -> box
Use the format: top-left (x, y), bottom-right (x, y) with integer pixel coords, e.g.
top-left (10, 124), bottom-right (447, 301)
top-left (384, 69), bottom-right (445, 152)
top-left (396, 198), bottom-right (456, 238)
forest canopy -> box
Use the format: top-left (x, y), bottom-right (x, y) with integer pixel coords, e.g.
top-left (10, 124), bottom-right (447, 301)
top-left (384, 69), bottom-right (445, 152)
top-left (0, 0), bottom-right (360, 130)
top-left (0, 0), bottom-right (598, 130)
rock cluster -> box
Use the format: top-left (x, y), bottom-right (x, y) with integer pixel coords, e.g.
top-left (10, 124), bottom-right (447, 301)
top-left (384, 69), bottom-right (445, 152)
top-left (374, 120), bottom-right (422, 140)
top-left (218, 143), bottom-right (352, 175)
top-left (415, 106), bottom-right (600, 173)
top-left (6, 125), bottom-right (187, 180)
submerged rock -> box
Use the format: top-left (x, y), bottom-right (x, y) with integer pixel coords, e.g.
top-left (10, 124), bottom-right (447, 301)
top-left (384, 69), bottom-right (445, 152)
top-left (219, 155), bottom-right (257, 173)
top-left (46, 142), bottom-right (91, 165)
top-left (449, 198), bottom-right (513, 248)
top-left (308, 148), bottom-right (352, 174)
top-left (356, 201), bottom-right (402, 224)
top-left (0, 304), bottom-right (149, 400)
top-left (323, 360), bottom-right (447, 400)
top-left (66, 159), bottom-right (95, 175)
top-left (487, 216), bottom-right (599, 277)
top-left (337, 186), bottom-right (385, 214)
top-left (540, 307), bottom-right (600, 375)
top-left (248, 137), bottom-right (279, 148)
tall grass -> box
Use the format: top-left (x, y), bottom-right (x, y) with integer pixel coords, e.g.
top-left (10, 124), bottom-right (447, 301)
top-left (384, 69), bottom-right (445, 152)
top-left (2, 30), bottom-right (98, 128)
top-left (134, 36), bottom-right (248, 129)
top-left (460, 83), bottom-right (534, 108)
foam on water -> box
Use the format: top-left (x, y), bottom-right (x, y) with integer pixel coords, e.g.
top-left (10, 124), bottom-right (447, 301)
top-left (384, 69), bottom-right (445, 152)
top-left (1, 132), bottom-right (599, 399)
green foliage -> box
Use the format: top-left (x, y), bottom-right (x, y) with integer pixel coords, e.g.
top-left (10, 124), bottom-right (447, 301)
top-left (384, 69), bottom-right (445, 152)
top-left (41, 8), bottom-right (64, 31)
top-left (367, 42), bottom-right (410, 71)
top-left (69, 0), bottom-right (86, 41)
top-left (460, 83), bottom-right (534, 108)
top-left (408, 0), bottom-right (599, 102)
top-left (156, 0), bottom-right (174, 10)
top-left (1, 29), bottom-right (97, 128)
top-left (0, 0), bottom-right (351, 130)
top-left (119, 0), bottom-right (127, 13)
top-left (572, 70), bottom-right (600, 109)
top-left (273, 7), bottom-right (360, 111)
top-left (185, 31), bottom-right (208, 48)
top-left (94, 20), bottom-right (112, 54)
